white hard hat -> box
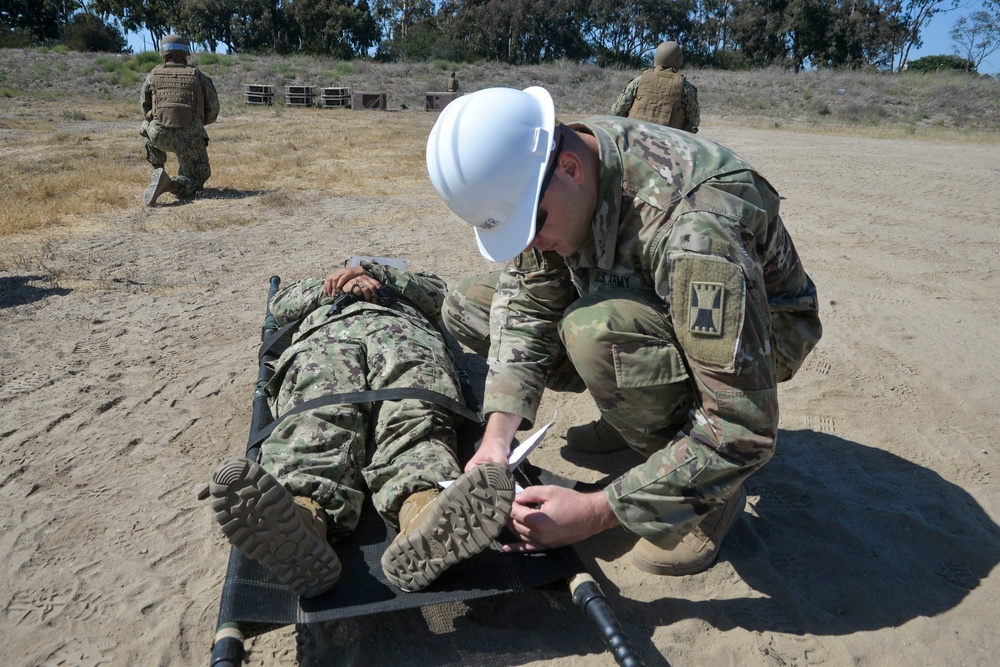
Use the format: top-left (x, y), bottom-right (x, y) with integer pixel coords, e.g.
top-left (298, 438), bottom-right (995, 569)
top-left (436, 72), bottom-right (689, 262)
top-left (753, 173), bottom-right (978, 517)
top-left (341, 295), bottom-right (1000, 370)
top-left (426, 86), bottom-right (556, 262)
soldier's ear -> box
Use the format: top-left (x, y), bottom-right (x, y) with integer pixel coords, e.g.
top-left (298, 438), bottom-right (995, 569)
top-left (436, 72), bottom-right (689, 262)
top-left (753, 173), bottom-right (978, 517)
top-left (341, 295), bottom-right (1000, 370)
top-left (559, 151), bottom-right (586, 187)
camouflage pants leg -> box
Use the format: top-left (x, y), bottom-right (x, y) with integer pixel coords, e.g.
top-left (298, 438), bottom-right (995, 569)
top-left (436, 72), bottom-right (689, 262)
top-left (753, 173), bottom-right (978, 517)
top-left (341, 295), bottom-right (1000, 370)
top-left (144, 142), bottom-right (166, 169)
top-left (262, 310), bottom-right (463, 538)
top-left (143, 121), bottom-right (211, 197)
top-left (262, 345), bottom-right (370, 539)
top-left (441, 273), bottom-right (496, 357)
top-left (560, 289), bottom-right (693, 458)
top-left (443, 272), bottom-right (584, 392)
top-left (359, 311), bottom-right (464, 529)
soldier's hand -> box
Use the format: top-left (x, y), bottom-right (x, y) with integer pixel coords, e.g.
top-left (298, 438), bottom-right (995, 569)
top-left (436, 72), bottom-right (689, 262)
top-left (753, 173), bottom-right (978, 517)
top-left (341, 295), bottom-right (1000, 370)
top-left (504, 486), bottom-right (619, 552)
top-left (323, 266), bottom-right (380, 301)
top-left (464, 436), bottom-right (510, 472)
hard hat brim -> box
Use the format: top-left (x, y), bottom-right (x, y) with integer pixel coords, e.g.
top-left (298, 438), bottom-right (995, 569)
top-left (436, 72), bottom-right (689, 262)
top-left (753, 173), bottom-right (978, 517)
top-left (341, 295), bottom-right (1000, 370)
top-left (472, 86), bottom-right (555, 263)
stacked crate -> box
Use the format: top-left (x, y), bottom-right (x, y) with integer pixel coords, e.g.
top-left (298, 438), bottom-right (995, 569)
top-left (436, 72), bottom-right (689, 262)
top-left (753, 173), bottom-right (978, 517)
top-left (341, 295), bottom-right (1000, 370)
top-left (284, 85), bottom-right (316, 107)
top-left (244, 84), bottom-right (274, 106)
top-left (321, 87), bottom-right (351, 108)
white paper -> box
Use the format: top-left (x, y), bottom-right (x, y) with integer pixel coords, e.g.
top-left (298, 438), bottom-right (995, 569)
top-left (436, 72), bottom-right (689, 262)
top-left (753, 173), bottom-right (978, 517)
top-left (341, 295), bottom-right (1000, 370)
top-left (439, 413), bottom-right (556, 490)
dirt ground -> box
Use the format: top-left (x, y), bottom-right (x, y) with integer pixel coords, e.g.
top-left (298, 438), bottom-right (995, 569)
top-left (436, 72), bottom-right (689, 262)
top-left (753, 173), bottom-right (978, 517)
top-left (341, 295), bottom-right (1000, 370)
top-left (1, 108), bottom-right (999, 667)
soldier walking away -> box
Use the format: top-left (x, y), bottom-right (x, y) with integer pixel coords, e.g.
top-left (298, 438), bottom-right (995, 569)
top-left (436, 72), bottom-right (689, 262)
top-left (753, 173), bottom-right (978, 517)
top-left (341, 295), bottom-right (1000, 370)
top-left (426, 87), bottom-right (821, 577)
top-left (611, 41), bottom-right (700, 133)
top-left (139, 34), bottom-right (220, 206)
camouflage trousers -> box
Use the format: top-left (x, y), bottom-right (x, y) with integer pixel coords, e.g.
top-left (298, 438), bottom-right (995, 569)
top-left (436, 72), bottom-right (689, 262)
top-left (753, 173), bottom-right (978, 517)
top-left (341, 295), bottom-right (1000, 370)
top-left (141, 119), bottom-right (211, 198)
top-left (263, 309), bottom-right (464, 539)
top-left (443, 273), bottom-right (693, 459)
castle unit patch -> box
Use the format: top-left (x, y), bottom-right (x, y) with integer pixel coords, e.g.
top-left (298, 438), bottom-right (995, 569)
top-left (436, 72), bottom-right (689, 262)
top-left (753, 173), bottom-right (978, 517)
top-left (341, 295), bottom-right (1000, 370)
top-left (673, 253), bottom-right (745, 369)
top-left (689, 282), bottom-right (725, 336)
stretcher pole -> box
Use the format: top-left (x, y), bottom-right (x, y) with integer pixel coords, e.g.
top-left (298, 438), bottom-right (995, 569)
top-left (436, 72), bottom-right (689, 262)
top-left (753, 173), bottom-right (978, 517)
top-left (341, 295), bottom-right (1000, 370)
top-left (570, 572), bottom-right (645, 666)
top-left (209, 275), bottom-right (282, 667)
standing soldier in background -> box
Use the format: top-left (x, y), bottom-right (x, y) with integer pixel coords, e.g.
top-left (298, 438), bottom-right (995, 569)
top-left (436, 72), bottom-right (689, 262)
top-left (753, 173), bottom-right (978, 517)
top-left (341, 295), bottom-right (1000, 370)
top-left (140, 34), bottom-right (220, 206)
top-left (447, 70), bottom-right (459, 93)
top-left (611, 41), bottom-right (699, 133)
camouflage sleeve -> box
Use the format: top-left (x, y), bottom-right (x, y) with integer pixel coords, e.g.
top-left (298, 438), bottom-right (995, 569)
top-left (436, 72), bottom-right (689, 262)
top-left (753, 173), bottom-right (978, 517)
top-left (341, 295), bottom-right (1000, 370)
top-left (360, 260), bottom-right (447, 324)
top-left (604, 201), bottom-right (779, 544)
top-left (269, 278), bottom-right (331, 325)
top-left (682, 81), bottom-right (700, 133)
top-left (482, 250), bottom-right (577, 426)
top-left (610, 75), bottom-right (641, 117)
top-left (201, 71), bottom-right (220, 125)
top-left (140, 74), bottom-right (153, 119)
top-left (752, 197), bottom-right (822, 381)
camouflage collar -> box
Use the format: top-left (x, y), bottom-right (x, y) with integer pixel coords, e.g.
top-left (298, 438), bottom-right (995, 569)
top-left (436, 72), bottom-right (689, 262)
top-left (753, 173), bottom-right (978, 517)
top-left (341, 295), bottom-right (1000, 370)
top-left (568, 119), bottom-right (624, 271)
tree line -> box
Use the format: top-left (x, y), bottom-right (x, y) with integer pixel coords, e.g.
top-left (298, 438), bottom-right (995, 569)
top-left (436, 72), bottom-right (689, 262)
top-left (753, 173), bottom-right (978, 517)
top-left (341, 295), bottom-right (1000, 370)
top-left (3, 0), bottom-right (999, 73)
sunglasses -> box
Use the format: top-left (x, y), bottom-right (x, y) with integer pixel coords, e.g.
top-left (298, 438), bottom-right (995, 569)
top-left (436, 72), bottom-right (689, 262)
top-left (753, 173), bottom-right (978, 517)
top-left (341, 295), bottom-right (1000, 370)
top-left (534, 134), bottom-right (564, 237)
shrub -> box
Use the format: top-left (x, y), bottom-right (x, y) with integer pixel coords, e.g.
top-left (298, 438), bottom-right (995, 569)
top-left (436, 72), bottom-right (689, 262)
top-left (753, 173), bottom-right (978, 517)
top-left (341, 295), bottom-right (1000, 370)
top-left (906, 55), bottom-right (975, 73)
top-left (126, 51), bottom-right (161, 73)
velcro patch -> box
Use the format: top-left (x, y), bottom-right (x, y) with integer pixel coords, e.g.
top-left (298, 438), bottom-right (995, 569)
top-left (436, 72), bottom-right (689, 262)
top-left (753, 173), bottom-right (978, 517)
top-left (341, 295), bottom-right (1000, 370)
top-left (673, 254), bottom-right (745, 369)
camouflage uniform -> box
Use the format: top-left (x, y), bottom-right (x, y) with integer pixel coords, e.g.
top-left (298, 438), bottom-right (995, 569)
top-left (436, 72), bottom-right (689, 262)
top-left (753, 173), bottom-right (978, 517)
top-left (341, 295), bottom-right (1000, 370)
top-left (140, 62), bottom-right (219, 197)
top-left (443, 118), bottom-right (821, 548)
top-left (263, 261), bottom-right (465, 539)
top-left (611, 69), bottom-right (700, 133)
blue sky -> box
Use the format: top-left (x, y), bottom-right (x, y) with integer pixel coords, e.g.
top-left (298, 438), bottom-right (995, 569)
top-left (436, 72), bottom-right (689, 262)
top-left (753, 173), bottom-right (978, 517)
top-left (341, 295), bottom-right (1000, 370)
top-left (125, 2), bottom-right (999, 75)
top-left (909, 1), bottom-right (999, 74)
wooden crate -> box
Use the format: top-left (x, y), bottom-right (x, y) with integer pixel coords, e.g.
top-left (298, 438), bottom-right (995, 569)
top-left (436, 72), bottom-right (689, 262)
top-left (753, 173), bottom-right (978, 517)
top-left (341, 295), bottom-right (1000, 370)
top-left (351, 92), bottom-right (386, 111)
top-left (285, 85), bottom-right (316, 107)
top-left (244, 83), bottom-right (274, 106)
top-left (321, 86), bottom-right (351, 108)
top-left (425, 92), bottom-right (458, 111)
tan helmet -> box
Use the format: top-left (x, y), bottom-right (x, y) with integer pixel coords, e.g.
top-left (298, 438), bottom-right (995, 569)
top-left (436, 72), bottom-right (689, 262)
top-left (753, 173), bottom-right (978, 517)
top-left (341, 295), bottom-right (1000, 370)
top-left (159, 34), bottom-right (190, 58)
top-left (653, 41), bottom-right (683, 69)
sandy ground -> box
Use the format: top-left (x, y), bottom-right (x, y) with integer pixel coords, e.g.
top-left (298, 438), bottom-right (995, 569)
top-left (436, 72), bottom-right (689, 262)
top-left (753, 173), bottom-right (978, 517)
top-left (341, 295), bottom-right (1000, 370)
top-left (2, 115), bottom-right (999, 667)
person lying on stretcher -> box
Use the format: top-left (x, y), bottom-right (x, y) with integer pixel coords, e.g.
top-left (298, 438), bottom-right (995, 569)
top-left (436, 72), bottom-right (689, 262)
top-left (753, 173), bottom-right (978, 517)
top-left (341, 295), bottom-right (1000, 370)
top-left (197, 260), bottom-right (514, 595)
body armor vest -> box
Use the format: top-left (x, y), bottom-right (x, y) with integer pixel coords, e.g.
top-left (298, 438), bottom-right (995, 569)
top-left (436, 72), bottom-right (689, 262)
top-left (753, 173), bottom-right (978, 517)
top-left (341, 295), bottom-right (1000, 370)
top-left (150, 65), bottom-right (204, 129)
top-left (629, 68), bottom-right (686, 129)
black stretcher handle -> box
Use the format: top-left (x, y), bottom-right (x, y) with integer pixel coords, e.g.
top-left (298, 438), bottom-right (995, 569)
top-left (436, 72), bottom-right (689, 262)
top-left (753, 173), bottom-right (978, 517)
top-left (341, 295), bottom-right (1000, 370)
top-left (570, 573), bottom-right (645, 667)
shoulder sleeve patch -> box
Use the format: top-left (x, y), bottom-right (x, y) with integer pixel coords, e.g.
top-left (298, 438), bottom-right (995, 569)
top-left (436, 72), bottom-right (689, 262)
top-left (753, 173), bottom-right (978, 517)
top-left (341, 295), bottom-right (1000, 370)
top-left (672, 254), bottom-right (745, 369)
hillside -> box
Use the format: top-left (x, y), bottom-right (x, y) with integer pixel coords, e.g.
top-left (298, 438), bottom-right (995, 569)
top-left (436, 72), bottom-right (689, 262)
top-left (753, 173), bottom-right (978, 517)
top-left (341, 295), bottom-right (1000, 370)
top-left (2, 47), bottom-right (1000, 132)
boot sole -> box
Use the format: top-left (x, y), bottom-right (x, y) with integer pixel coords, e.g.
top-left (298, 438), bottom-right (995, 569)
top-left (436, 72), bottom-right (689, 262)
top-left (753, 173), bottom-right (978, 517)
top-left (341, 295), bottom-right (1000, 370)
top-left (143, 168), bottom-right (169, 206)
top-left (381, 463), bottom-right (515, 592)
top-left (631, 486), bottom-right (747, 576)
top-left (208, 458), bottom-right (341, 598)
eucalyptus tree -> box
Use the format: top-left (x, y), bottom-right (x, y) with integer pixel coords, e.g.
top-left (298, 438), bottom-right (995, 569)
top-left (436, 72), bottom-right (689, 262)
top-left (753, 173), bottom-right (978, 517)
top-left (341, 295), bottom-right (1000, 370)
top-left (581, 0), bottom-right (694, 67)
top-left (950, 8), bottom-right (1000, 73)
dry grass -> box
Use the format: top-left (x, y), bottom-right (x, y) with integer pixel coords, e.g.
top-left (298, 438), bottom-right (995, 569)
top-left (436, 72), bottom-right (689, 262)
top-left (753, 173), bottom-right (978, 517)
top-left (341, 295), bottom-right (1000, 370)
top-left (1, 47), bottom-right (999, 242)
top-left (0, 99), bottom-right (436, 238)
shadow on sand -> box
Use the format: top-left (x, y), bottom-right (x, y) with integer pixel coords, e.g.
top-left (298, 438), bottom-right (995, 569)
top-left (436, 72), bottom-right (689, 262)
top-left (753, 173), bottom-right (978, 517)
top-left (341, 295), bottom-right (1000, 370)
top-left (588, 428), bottom-right (1000, 640)
top-left (0, 275), bottom-right (72, 309)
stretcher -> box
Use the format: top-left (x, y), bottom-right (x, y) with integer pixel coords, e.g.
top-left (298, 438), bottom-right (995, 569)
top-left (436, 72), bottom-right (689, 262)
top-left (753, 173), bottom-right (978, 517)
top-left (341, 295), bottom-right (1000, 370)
top-left (207, 275), bottom-right (643, 666)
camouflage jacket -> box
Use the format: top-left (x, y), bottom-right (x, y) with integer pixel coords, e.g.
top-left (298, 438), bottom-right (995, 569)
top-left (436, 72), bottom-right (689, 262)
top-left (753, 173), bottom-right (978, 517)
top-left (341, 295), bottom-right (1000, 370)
top-left (266, 261), bottom-right (449, 393)
top-left (484, 117), bottom-right (821, 505)
top-left (611, 71), bottom-right (700, 133)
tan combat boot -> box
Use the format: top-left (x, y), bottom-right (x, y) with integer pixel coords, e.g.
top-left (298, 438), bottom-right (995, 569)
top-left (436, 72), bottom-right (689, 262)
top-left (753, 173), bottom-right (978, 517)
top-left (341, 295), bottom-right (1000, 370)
top-left (198, 457), bottom-right (342, 598)
top-left (381, 462), bottom-right (515, 592)
top-left (143, 168), bottom-right (176, 206)
top-left (631, 485), bottom-right (747, 576)
top-left (565, 417), bottom-right (630, 454)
